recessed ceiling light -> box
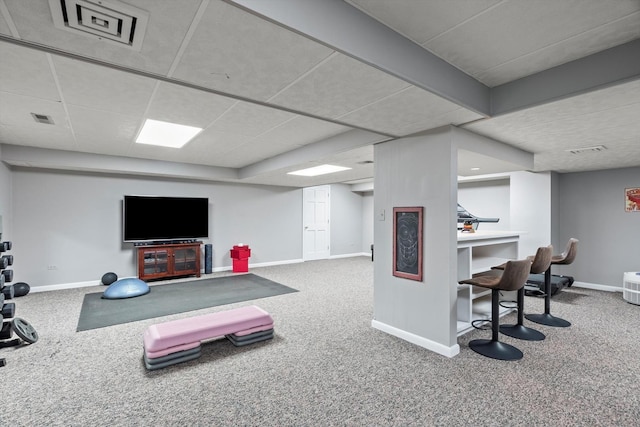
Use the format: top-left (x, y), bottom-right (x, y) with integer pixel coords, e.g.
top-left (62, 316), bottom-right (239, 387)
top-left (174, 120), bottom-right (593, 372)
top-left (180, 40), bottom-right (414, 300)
top-left (135, 119), bottom-right (202, 148)
top-left (470, 167), bottom-right (480, 171)
top-left (288, 164), bottom-right (352, 177)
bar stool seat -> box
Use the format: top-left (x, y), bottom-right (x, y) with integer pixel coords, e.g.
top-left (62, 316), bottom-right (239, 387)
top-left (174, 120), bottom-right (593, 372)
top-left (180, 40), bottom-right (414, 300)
top-left (459, 259), bottom-right (532, 360)
top-left (492, 245), bottom-right (553, 341)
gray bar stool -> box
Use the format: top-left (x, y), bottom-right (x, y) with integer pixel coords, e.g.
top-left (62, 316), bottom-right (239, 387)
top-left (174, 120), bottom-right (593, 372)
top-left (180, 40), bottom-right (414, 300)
top-left (493, 245), bottom-right (553, 341)
top-left (526, 238), bottom-right (578, 327)
top-left (459, 259), bottom-right (532, 360)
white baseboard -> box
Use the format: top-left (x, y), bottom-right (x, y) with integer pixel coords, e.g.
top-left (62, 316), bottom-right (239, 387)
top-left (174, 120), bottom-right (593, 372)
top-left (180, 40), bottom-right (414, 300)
top-left (329, 252), bottom-right (370, 259)
top-left (371, 319), bottom-right (460, 358)
top-left (29, 259), bottom-right (307, 292)
top-left (572, 281), bottom-right (622, 293)
top-left (30, 279), bottom-right (109, 293)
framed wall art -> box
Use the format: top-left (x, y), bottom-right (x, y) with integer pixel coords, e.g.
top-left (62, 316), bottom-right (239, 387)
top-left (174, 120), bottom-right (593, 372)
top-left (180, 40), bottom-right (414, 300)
top-left (393, 207), bottom-right (423, 281)
top-left (625, 187), bottom-right (640, 212)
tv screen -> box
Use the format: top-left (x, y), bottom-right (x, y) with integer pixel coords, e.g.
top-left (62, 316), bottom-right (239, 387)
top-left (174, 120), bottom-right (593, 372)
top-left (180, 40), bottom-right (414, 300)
top-left (123, 195), bottom-right (209, 243)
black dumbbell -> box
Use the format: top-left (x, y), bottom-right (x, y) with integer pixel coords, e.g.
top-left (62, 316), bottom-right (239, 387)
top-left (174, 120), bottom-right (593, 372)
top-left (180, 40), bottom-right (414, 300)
top-left (1, 303), bottom-right (14, 319)
top-left (0, 241), bottom-right (11, 252)
top-left (1, 285), bottom-right (13, 300)
top-left (0, 321), bottom-right (12, 340)
top-left (1, 269), bottom-right (12, 283)
top-left (1, 255), bottom-right (13, 267)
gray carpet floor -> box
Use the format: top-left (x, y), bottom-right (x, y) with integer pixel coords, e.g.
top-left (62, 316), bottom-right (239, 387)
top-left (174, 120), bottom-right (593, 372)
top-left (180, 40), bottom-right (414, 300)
top-left (2, 257), bottom-right (639, 426)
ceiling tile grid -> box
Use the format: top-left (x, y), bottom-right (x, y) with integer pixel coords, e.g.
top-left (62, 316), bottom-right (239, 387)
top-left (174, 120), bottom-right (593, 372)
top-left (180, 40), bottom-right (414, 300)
top-left (145, 82), bottom-right (237, 129)
top-left (51, 56), bottom-right (156, 117)
top-left (421, 0), bottom-right (640, 85)
top-left (67, 105), bottom-right (141, 155)
top-left (0, 0), bottom-right (639, 186)
top-left (347, 0), bottom-right (502, 45)
top-left (336, 85), bottom-right (483, 136)
top-left (0, 42), bottom-right (60, 100)
top-left (268, 52), bottom-right (411, 120)
top-left (476, 12), bottom-right (640, 86)
top-left (4, 0), bottom-right (202, 76)
top-left (171, 0), bottom-right (334, 101)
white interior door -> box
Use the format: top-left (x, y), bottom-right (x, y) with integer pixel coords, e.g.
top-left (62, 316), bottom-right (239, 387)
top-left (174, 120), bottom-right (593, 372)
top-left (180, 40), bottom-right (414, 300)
top-left (303, 185), bottom-right (330, 260)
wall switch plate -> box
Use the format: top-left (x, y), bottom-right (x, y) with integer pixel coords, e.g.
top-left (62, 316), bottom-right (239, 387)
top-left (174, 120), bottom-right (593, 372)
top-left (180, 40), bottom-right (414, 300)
top-left (378, 209), bottom-right (385, 221)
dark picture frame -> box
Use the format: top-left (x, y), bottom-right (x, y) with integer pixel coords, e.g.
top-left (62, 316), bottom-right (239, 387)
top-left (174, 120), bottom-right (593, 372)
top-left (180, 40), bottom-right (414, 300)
top-left (393, 207), bottom-right (423, 281)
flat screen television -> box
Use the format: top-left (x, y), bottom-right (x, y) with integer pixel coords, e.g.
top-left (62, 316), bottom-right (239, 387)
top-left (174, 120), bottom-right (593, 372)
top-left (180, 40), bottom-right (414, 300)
top-left (123, 195), bottom-right (209, 243)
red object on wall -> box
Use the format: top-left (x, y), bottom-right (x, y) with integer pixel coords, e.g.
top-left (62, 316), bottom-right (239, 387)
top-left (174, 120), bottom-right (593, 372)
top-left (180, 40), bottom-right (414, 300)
top-left (230, 245), bottom-right (251, 273)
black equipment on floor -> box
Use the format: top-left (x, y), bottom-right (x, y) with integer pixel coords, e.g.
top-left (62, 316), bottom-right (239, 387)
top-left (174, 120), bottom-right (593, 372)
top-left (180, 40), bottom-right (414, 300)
top-left (525, 273), bottom-right (574, 297)
top-left (0, 240), bottom-right (38, 367)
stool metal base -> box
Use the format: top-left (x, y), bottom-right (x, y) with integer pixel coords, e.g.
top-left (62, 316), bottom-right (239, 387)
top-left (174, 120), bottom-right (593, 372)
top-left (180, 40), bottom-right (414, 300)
top-left (468, 339), bottom-right (523, 361)
top-left (525, 313), bottom-right (571, 327)
top-left (500, 324), bottom-right (546, 341)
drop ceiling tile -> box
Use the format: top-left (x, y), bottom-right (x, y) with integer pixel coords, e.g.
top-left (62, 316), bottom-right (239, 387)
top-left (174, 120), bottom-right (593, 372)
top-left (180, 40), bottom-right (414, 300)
top-left (0, 42), bottom-right (60, 101)
top-left (211, 101), bottom-right (296, 137)
top-left (337, 86), bottom-right (482, 136)
top-left (4, 0), bottom-right (202, 75)
top-left (0, 123), bottom-right (76, 151)
top-left (535, 136), bottom-right (640, 173)
top-left (269, 53), bottom-right (410, 119)
top-left (67, 105), bottom-right (140, 154)
top-left (235, 116), bottom-right (350, 154)
top-left (424, 0), bottom-right (640, 83)
top-left (52, 56), bottom-right (156, 116)
top-left (172, 0), bottom-right (333, 101)
top-left (478, 13), bottom-right (640, 86)
top-left (0, 8), bottom-right (12, 36)
top-left (217, 116), bottom-right (350, 168)
top-left (0, 92), bottom-right (68, 128)
top-left (465, 79), bottom-right (640, 152)
top-left (347, 0), bottom-right (501, 44)
top-left (146, 82), bottom-right (237, 128)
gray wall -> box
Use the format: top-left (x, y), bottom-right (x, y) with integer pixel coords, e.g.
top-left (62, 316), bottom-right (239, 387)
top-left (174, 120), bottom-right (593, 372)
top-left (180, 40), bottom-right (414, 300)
top-left (458, 179), bottom-right (510, 231)
top-left (555, 166), bottom-right (640, 287)
top-left (330, 183), bottom-right (364, 256)
top-left (6, 166), bottom-right (368, 289)
top-left (0, 148), bottom-right (12, 239)
top-left (361, 191), bottom-right (374, 254)
top-left (374, 127), bottom-right (458, 354)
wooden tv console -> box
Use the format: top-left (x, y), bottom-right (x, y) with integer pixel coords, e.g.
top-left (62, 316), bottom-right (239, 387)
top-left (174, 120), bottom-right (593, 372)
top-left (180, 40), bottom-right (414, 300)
top-left (137, 241), bottom-right (202, 281)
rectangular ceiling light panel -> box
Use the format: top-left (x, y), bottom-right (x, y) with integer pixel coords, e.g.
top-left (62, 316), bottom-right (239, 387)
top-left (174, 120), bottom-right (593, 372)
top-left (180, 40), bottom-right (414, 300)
top-left (136, 119), bottom-right (203, 148)
top-left (288, 164), bottom-right (352, 177)
top-left (49, 0), bottom-right (149, 51)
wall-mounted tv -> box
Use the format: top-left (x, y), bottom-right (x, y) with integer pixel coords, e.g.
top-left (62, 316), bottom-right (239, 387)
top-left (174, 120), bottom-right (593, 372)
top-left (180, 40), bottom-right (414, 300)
top-left (123, 195), bottom-right (209, 243)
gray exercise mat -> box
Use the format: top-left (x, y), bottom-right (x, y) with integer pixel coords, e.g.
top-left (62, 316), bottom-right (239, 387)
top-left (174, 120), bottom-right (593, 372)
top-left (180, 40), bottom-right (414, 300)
top-left (77, 274), bottom-right (297, 332)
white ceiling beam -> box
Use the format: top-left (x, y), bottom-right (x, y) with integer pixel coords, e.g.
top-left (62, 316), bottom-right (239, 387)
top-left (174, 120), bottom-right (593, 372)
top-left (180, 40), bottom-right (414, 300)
top-left (238, 129), bottom-right (389, 179)
top-left (492, 39), bottom-right (640, 116)
top-left (0, 145), bottom-right (238, 181)
top-left (227, 0), bottom-right (491, 117)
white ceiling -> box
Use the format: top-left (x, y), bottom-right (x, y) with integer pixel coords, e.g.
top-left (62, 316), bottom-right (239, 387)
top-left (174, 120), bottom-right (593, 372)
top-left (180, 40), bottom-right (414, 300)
top-left (1, 0), bottom-right (639, 188)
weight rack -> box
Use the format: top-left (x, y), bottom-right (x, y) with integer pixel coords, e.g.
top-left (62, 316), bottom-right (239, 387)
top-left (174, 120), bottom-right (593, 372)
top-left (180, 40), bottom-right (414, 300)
top-left (1, 239), bottom-right (39, 367)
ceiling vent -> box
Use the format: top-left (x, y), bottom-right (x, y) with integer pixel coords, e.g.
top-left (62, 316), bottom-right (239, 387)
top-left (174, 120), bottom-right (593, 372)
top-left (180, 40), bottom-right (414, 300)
top-left (49, 0), bottom-right (149, 51)
top-left (565, 145), bottom-right (607, 155)
top-left (31, 113), bottom-right (55, 125)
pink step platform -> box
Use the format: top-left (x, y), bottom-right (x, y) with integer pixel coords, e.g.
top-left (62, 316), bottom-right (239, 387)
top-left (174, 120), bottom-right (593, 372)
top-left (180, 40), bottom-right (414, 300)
top-left (143, 305), bottom-right (274, 370)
